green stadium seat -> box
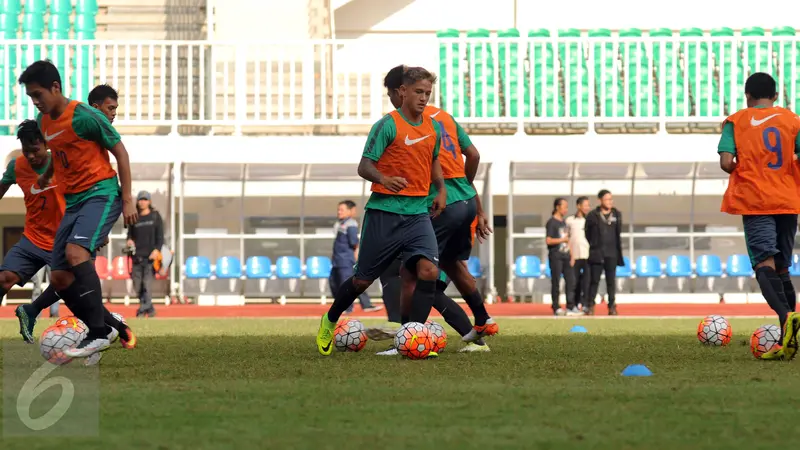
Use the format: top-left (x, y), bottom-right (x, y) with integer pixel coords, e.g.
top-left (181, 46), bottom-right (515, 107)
top-left (466, 28), bottom-right (496, 117)
top-left (74, 0), bottom-right (96, 14)
top-left (436, 29), bottom-right (468, 117)
top-left (0, 0), bottom-right (21, 14)
top-left (528, 29), bottom-right (560, 117)
top-left (497, 28), bottom-right (529, 117)
top-left (23, 0), bottom-right (44, 13)
top-left (741, 26), bottom-right (772, 72)
top-left (588, 28), bottom-right (621, 115)
top-left (566, 80), bottom-right (590, 117)
top-left (49, 0), bottom-right (71, 14)
top-left (620, 28), bottom-right (656, 117)
top-left (74, 13), bottom-right (95, 33)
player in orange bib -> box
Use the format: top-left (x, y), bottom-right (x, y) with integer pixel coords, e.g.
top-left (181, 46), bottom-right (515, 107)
top-left (19, 61), bottom-right (138, 359)
top-left (316, 67), bottom-right (447, 356)
top-left (8, 120), bottom-right (136, 363)
top-left (718, 72), bottom-right (800, 361)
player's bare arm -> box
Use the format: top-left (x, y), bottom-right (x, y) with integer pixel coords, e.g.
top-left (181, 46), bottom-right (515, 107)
top-left (107, 141), bottom-right (138, 226)
top-left (720, 152), bottom-right (737, 174)
top-left (0, 182), bottom-right (11, 200)
top-left (357, 157), bottom-right (407, 192)
top-left (430, 159), bottom-right (447, 217)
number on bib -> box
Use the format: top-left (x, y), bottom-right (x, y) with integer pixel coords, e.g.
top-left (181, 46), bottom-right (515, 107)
top-left (763, 127), bottom-right (783, 170)
top-left (436, 120), bottom-right (457, 159)
top-left (55, 151), bottom-right (69, 169)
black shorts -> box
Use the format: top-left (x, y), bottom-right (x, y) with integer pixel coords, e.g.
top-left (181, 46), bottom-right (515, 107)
top-left (433, 196), bottom-right (478, 263)
top-left (354, 209), bottom-right (438, 281)
top-left (743, 214), bottom-right (798, 270)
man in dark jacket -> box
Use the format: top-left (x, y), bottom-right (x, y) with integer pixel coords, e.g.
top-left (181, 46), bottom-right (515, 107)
top-left (127, 191), bottom-right (164, 317)
top-left (584, 189), bottom-right (625, 315)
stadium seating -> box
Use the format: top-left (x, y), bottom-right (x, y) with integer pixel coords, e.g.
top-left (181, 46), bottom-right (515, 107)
top-left (437, 27), bottom-right (800, 122)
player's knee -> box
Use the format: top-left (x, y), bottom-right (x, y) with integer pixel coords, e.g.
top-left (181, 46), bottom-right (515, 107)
top-left (352, 277), bottom-right (371, 292)
top-left (49, 270), bottom-right (73, 291)
top-left (0, 271), bottom-right (18, 291)
top-left (415, 258), bottom-right (439, 281)
top-left (65, 244), bottom-right (91, 267)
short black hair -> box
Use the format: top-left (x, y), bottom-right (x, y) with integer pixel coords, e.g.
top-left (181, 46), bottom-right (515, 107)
top-left (402, 67), bottom-right (437, 86)
top-left (384, 65), bottom-right (406, 91)
top-left (18, 60), bottom-right (61, 89)
top-left (598, 189), bottom-right (611, 199)
top-left (745, 72), bottom-right (777, 100)
top-left (552, 197), bottom-right (567, 214)
top-left (88, 84), bottom-right (118, 105)
top-left (16, 120), bottom-right (44, 146)
top-left (339, 200), bottom-right (356, 209)
top-left (576, 196), bottom-right (589, 205)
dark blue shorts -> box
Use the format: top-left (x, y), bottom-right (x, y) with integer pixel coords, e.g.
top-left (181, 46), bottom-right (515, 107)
top-left (433, 196), bottom-right (477, 263)
top-left (0, 236), bottom-right (51, 286)
top-left (52, 195), bottom-right (122, 271)
top-left (354, 209), bottom-right (438, 281)
top-left (743, 214), bottom-right (798, 270)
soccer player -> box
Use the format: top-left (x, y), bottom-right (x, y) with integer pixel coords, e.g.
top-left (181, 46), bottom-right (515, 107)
top-left (9, 121), bottom-right (135, 356)
top-left (18, 60), bottom-right (138, 359)
top-left (315, 66), bottom-right (447, 356)
top-left (718, 72), bottom-right (800, 360)
top-left (371, 64), bottom-right (498, 346)
top-left (88, 84), bottom-right (119, 124)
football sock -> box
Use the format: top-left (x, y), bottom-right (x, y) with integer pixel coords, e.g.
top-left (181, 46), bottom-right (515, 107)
top-left (779, 272), bottom-right (796, 312)
top-left (432, 290), bottom-right (473, 337)
top-left (326, 276), bottom-right (359, 323)
top-left (70, 261), bottom-right (107, 339)
top-left (29, 285), bottom-right (60, 316)
top-left (409, 279), bottom-right (436, 323)
top-left (462, 289), bottom-right (490, 326)
top-left (380, 274), bottom-right (402, 324)
top-left (756, 266), bottom-right (791, 339)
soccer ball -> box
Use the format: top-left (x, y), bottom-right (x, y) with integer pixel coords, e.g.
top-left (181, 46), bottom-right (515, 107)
top-left (111, 312), bottom-right (127, 325)
top-left (53, 316), bottom-right (87, 335)
top-left (334, 319), bottom-right (367, 352)
top-left (39, 323), bottom-right (87, 365)
top-left (425, 320), bottom-right (447, 353)
top-left (394, 322), bottom-right (434, 360)
top-left (697, 315), bottom-right (732, 346)
top-left (750, 324), bottom-right (781, 358)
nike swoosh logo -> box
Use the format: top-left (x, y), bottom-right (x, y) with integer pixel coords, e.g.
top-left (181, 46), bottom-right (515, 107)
top-left (405, 135), bottom-right (431, 146)
top-left (30, 184), bottom-right (57, 195)
top-left (429, 110), bottom-right (441, 118)
top-left (44, 130), bottom-right (65, 141)
top-left (322, 342), bottom-right (331, 352)
top-left (74, 235), bottom-right (88, 240)
top-left (750, 114), bottom-right (781, 127)
top-left (79, 290), bottom-right (94, 297)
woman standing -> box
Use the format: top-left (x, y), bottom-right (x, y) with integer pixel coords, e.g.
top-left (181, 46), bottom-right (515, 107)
top-left (545, 198), bottom-right (579, 315)
top-left (566, 197), bottom-right (591, 314)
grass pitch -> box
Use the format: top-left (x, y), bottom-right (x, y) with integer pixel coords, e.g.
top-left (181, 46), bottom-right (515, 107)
top-left (0, 317), bottom-right (798, 450)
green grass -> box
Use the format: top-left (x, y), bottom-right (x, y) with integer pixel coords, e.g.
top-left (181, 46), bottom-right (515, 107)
top-left (0, 317), bottom-right (798, 449)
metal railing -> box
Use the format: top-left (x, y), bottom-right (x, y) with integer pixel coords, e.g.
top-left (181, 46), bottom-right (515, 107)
top-left (0, 37), bottom-right (797, 133)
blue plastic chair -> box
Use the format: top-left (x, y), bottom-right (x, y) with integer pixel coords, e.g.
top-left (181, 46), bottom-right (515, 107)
top-left (245, 256), bottom-right (273, 279)
top-left (275, 256), bottom-right (303, 279)
top-left (467, 256), bottom-right (483, 278)
top-left (726, 254), bottom-right (754, 277)
top-left (616, 256), bottom-right (632, 278)
top-left (514, 255), bottom-right (542, 278)
top-left (215, 256), bottom-right (242, 279)
top-left (185, 256), bottom-right (211, 279)
top-left (695, 255), bottom-right (723, 277)
top-left (635, 255), bottom-right (662, 278)
top-left (791, 254), bottom-right (800, 277)
top-left (665, 255), bottom-right (692, 277)
top-left (305, 256), bottom-right (332, 279)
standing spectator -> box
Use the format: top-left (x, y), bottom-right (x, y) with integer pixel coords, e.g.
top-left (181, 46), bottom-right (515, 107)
top-left (566, 196), bottom-right (591, 312)
top-left (585, 189), bottom-right (625, 315)
top-left (330, 200), bottom-right (383, 314)
top-left (127, 191), bottom-right (164, 318)
top-left (546, 198), bottom-right (579, 316)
